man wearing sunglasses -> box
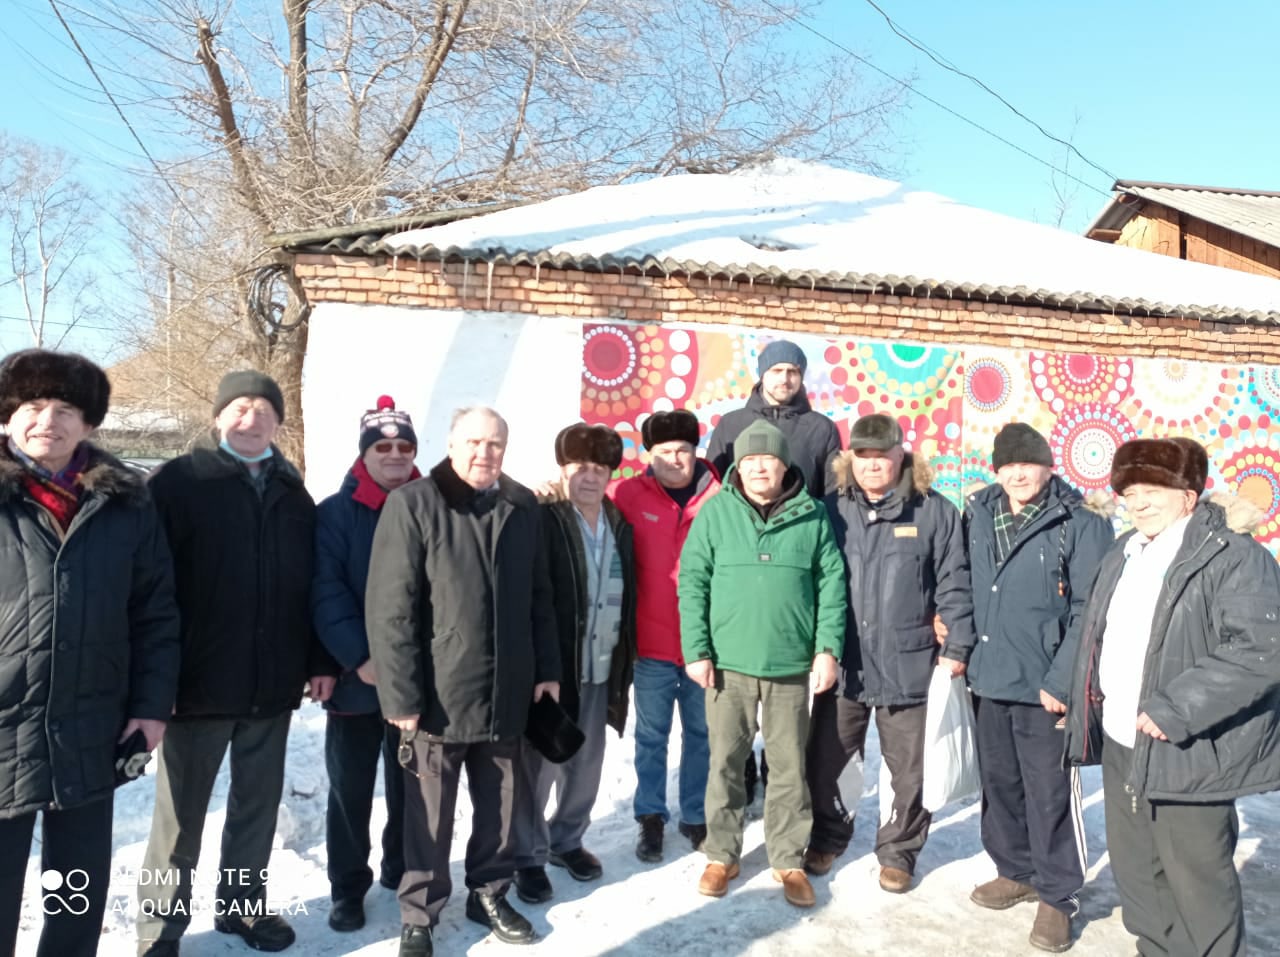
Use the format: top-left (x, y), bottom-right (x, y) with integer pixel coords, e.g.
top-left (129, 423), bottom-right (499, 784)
top-left (313, 396), bottom-right (421, 934)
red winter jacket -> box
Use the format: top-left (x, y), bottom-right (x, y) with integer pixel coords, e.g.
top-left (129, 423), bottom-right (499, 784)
top-left (609, 461), bottom-right (720, 664)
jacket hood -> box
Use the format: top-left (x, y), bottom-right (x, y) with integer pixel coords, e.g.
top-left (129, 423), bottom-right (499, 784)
top-left (744, 381), bottom-right (814, 416)
top-left (193, 430), bottom-right (304, 486)
top-left (1206, 491), bottom-right (1264, 535)
top-left (832, 450), bottom-right (933, 498)
top-left (0, 442), bottom-right (150, 508)
top-left (968, 473), bottom-right (1113, 519)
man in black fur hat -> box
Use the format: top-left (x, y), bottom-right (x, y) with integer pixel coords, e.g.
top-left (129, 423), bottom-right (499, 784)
top-left (804, 413), bottom-right (975, 895)
top-left (965, 422), bottom-right (1113, 953)
top-left (366, 406), bottom-right (560, 955)
top-left (511, 423), bottom-right (636, 905)
top-left (0, 349), bottom-right (179, 957)
top-left (1066, 438), bottom-right (1280, 957)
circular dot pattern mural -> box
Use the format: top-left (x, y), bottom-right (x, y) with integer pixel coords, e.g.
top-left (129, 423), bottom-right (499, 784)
top-left (1124, 360), bottom-right (1233, 434)
top-left (1049, 403), bottom-right (1138, 490)
top-left (1220, 446), bottom-right (1280, 543)
top-left (1030, 351), bottom-right (1132, 412)
top-left (965, 357), bottom-right (1013, 413)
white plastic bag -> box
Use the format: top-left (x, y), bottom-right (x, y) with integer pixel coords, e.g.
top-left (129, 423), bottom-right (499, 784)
top-left (921, 667), bottom-right (980, 812)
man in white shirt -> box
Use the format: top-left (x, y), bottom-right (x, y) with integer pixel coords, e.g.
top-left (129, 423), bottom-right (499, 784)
top-left (1065, 437), bottom-right (1280, 957)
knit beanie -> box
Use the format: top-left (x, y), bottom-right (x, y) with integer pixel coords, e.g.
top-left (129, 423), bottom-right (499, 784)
top-left (555, 423), bottom-right (623, 470)
top-left (733, 419), bottom-right (791, 470)
top-left (641, 409), bottom-right (700, 451)
top-left (0, 349), bottom-right (111, 427)
top-left (1111, 437), bottom-right (1207, 495)
top-left (359, 395), bottom-right (417, 454)
top-left (757, 339), bottom-right (808, 377)
top-left (992, 422), bottom-right (1054, 470)
top-left (213, 370), bottom-right (285, 423)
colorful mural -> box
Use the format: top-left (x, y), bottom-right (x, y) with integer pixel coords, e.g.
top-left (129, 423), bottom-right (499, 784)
top-left (581, 323), bottom-right (1280, 551)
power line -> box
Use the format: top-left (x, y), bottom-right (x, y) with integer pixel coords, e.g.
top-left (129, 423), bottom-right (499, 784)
top-left (0, 312), bottom-right (119, 332)
top-left (759, 0), bottom-right (1113, 200)
top-left (860, 0), bottom-right (1116, 184)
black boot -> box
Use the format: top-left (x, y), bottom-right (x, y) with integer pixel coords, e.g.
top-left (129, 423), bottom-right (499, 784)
top-left (744, 750), bottom-right (759, 804)
top-left (399, 924), bottom-right (434, 957)
top-left (635, 813), bottom-right (664, 863)
top-left (465, 890), bottom-right (535, 945)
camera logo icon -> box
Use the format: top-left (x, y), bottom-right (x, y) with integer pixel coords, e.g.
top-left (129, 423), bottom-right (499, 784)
top-left (41, 868), bottom-right (91, 916)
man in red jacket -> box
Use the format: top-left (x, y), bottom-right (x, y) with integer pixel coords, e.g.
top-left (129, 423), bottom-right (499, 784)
top-left (610, 409), bottom-right (720, 862)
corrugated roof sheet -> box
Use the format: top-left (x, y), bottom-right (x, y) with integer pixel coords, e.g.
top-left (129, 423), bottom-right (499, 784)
top-left (1088, 180), bottom-right (1280, 250)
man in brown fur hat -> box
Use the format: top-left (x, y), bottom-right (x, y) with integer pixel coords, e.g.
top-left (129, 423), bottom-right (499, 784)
top-left (803, 413), bottom-right (975, 893)
top-left (1065, 437), bottom-right (1280, 957)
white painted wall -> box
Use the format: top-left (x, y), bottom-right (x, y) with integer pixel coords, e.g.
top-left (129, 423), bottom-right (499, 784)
top-left (302, 303), bottom-right (582, 498)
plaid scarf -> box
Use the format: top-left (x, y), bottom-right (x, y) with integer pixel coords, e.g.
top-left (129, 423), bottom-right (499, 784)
top-left (8, 437), bottom-right (90, 531)
top-left (993, 492), bottom-right (1047, 565)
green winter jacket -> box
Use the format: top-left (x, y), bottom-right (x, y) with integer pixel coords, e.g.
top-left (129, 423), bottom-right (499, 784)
top-left (678, 466), bottom-right (846, 677)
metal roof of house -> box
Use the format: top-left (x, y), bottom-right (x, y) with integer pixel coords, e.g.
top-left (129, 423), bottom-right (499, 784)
top-left (1087, 180), bottom-right (1280, 250)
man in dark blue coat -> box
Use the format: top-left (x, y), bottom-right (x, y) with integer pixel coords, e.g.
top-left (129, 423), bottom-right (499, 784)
top-left (313, 396), bottom-right (421, 933)
top-left (965, 423), bottom-right (1113, 954)
top-left (804, 414), bottom-right (974, 894)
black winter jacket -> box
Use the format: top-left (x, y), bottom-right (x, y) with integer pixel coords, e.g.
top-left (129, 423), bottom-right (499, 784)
top-left (1064, 497), bottom-right (1280, 803)
top-left (827, 452), bottom-right (976, 706)
top-left (542, 498), bottom-right (636, 735)
top-left (149, 436), bottom-right (330, 719)
top-left (0, 445), bottom-right (179, 818)
top-left (706, 384), bottom-right (841, 497)
top-left (365, 459), bottom-right (560, 743)
top-left (965, 476), bottom-right (1114, 704)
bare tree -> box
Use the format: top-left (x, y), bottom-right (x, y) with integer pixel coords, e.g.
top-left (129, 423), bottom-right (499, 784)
top-left (0, 134), bottom-right (102, 350)
top-left (74, 0), bottom-right (909, 467)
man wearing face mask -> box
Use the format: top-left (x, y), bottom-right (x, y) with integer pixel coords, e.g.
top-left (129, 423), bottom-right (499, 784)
top-left (804, 413), bottom-right (975, 895)
top-left (138, 371), bottom-right (338, 957)
top-left (964, 423), bottom-right (1113, 954)
top-left (511, 423), bottom-right (636, 905)
top-left (313, 396), bottom-right (421, 933)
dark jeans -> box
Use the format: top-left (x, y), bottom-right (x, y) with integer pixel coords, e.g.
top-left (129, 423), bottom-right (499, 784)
top-left (0, 796), bottom-right (114, 957)
top-left (806, 691), bottom-right (930, 873)
top-left (1102, 738), bottom-right (1245, 957)
top-left (399, 736), bottom-right (519, 929)
top-left (974, 696), bottom-right (1084, 914)
top-left (325, 712), bottom-right (406, 901)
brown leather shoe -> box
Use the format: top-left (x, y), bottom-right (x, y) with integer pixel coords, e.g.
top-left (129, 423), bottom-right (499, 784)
top-left (773, 868), bottom-right (816, 908)
top-left (697, 861), bottom-right (740, 898)
top-left (802, 848), bottom-right (837, 877)
top-left (1029, 901), bottom-right (1073, 952)
top-left (878, 865), bottom-right (912, 894)
top-left (970, 876), bottom-right (1039, 910)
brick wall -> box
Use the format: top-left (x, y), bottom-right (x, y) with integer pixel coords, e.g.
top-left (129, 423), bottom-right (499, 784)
top-left (293, 253), bottom-right (1280, 365)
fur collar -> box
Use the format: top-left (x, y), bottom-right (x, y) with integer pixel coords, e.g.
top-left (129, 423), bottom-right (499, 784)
top-left (1207, 491), bottom-right (1263, 534)
top-left (428, 457), bottom-right (534, 510)
top-left (831, 450), bottom-right (934, 498)
top-left (0, 442), bottom-right (149, 508)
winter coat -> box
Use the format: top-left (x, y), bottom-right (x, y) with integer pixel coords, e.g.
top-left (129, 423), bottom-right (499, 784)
top-left (609, 460), bottom-right (720, 664)
top-left (828, 452), bottom-right (975, 707)
top-left (541, 497), bottom-right (636, 735)
top-left (0, 445), bottom-right (179, 818)
top-left (149, 436), bottom-right (331, 720)
top-left (679, 466), bottom-right (845, 677)
top-left (706, 384), bottom-right (842, 497)
top-left (1064, 496), bottom-right (1280, 803)
top-left (365, 459), bottom-right (560, 743)
top-left (965, 476), bottom-right (1115, 705)
top-left (312, 461), bottom-right (420, 715)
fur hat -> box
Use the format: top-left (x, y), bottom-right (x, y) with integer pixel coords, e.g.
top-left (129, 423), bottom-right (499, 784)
top-left (641, 409), bottom-right (700, 451)
top-left (992, 422), bottom-right (1054, 470)
top-left (0, 349), bottom-right (110, 427)
top-left (757, 339), bottom-right (808, 377)
top-left (1111, 437), bottom-right (1207, 495)
top-left (848, 413), bottom-right (903, 451)
top-left (733, 419), bottom-right (791, 470)
top-left (213, 370), bottom-right (285, 423)
top-left (555, 423), bottom-right (623, 470)
top-left (524, 694), bottom-right (586, 764)
top-left (360, 395), bottom-right (417, 454)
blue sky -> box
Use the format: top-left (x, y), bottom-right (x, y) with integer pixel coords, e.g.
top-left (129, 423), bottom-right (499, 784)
top-left (1, 0), bottom-right (1277, 356)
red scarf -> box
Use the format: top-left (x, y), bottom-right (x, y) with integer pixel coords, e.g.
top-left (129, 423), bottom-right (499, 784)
top-left (351, 457), bottom-right (421, 510)
top-left (22, 472), bottom-right (82, 531)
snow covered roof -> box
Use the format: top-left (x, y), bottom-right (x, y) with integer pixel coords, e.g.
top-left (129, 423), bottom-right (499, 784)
top-left (1088, 180), bottom-right (1280, 250)
top-left (297, 160), bottom-right (1280, 324)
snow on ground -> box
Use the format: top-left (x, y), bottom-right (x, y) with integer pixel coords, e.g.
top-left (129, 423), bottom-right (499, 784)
top-left (17, 699), bottom-right (1280, 956)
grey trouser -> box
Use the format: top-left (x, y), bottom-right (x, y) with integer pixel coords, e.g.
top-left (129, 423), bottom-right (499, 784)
top-left (398, 735), bottom-right (519, 928)
top-left (1102, 738), bottom-right (1244, 957)
top-left (513, 682), bottom-right (610, 867)
top-left (704, 670), bottom-right (810, 871)
top-left (137, 713), bottom-right (292, 942)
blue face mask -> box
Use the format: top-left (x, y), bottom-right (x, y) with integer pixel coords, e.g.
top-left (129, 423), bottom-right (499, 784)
top-left (219, 438), bottom-right (274, 464)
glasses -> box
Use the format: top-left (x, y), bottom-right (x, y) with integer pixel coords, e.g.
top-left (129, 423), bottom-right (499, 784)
top-left (373, 441), bottom-right (415, 454)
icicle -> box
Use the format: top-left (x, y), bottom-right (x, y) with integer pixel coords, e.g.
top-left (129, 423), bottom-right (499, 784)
top-left (535, 261), bottom-right (541, 283)
top-left (485, 261), bottom-right (495, 310)
top-left (463, 260), bottom-right (472, 299)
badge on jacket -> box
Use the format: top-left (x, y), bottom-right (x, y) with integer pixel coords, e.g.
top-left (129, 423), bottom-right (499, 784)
top-left (895, 526), bottom-right (918, 538)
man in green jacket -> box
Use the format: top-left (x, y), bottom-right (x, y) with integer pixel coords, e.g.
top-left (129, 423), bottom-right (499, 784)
top-left (678, 419), bottom-right (845, 909)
